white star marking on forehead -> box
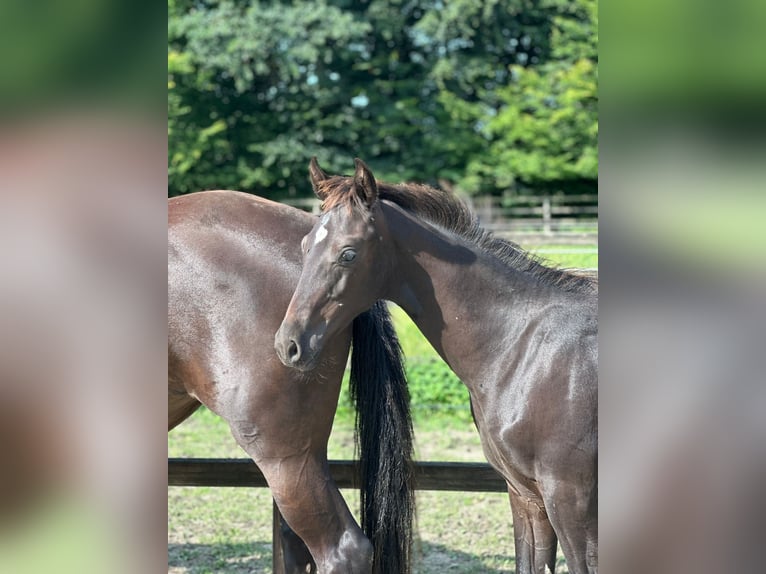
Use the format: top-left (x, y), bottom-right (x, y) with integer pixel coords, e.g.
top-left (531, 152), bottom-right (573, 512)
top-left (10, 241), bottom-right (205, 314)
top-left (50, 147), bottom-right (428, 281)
top-left (314, 218), bottom-right (329, 246)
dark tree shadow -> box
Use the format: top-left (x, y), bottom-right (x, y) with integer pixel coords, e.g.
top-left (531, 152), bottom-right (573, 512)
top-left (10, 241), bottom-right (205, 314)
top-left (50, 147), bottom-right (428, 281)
top-left (168, 541), bottom-right (272, 573)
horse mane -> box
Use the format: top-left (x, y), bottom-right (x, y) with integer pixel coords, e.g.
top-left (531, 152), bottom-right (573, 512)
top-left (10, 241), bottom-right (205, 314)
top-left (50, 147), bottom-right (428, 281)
top-left (318, 176), bottom-right (596, 295)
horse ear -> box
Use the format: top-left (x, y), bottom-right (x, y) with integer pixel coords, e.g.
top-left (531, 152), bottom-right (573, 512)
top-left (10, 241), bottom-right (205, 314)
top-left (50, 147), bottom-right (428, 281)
top-left (352, 158), bottom-right (378, 206)
top-left (309, 156), bottom-right (330, 199)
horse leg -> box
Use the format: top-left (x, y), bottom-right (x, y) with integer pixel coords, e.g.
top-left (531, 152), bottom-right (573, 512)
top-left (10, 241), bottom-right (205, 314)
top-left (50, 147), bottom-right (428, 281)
top-left (228, 414), bottom-right (370, 574)
top-left (540, 480), bottom-right (597, 574)
top-left (277, 512), bottom-right (316, 574)
top-left (254, 452), bottom-right (372, 574)
top-left (167, 354), bottom-right (201, 431)
top-left (167, 388), bottom-right (201, 431)
top-left (508, 486), bottom-right (558, 574)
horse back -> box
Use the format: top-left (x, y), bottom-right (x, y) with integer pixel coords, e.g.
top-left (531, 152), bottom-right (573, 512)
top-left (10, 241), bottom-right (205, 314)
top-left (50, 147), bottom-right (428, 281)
top-left (167, 191), bottom-right (315, 411)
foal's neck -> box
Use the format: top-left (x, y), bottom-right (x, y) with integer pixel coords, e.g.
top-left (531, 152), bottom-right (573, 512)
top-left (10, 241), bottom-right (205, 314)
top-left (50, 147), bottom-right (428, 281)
top-left (383, 203), bottom-right (555, 386)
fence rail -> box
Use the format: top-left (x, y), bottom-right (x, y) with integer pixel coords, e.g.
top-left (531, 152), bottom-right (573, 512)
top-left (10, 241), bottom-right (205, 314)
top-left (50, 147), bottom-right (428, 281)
top-left (168, 458), bottom-right (507, 492)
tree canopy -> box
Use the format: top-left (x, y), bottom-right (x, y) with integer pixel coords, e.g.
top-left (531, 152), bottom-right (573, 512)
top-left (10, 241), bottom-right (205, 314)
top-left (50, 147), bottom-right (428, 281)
top-left (168, 0), bottom-right (597, 199)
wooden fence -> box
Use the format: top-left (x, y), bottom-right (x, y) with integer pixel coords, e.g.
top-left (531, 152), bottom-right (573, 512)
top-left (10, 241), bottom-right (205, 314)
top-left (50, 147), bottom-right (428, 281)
top-left (168, 458), bottom-right (506, 491)
top-left (169, 458), bottom-right (507, 573)
top-left (282, 193), bottom-right (598, 245)
top-left (469, 194), bottom-right (597, 231)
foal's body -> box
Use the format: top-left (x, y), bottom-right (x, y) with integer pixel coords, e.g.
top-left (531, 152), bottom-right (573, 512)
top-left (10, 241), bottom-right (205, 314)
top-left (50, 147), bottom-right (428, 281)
top-left (277, 159), bottom-right (598, 574)
top-left (384, 203), bottom-right (598, 573)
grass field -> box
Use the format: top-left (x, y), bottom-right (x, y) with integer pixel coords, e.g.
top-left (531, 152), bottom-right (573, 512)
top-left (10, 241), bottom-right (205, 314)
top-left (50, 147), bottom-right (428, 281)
top-left (168, 244), bottom-right (591, 573)
top-left (526, 244), bottom-right (597, 270)
top-left (169, 409), bottom-right (572, 573)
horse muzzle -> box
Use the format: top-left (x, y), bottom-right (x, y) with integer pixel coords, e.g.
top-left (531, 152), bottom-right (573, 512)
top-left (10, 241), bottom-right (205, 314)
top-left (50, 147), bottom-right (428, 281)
top-left (274, 323), bottom-right (323, 371)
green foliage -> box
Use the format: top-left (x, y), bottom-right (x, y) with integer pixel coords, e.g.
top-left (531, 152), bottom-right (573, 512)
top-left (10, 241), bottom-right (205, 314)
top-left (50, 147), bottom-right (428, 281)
top-left (337, 355), bottom-right (472, 424)
top-left (407, 358), bottom-right (472, 422)
top-left (333, 304), bottom-right (472, 424)
top-left (388, 305), bottom-right (472, 421)
top-left (466, 59), bottom-right (598, 187)
top-left (446, 0), bottom-right (599, 194)
top-left (169, 0), bottom-right (597, 199)
top-left (168, 0), bottom-right (371, 196)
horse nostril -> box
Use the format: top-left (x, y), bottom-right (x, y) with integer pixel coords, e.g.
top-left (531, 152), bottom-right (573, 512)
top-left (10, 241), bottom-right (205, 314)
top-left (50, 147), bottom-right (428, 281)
top-left (287, 339), bottom-right (300, 363)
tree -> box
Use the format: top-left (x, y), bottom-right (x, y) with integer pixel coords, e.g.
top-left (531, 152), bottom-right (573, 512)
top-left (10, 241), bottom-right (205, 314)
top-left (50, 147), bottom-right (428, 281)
top-left (426, 0), bottom-right (598, 195)
top-left (168, 0), bottom-right (598, 199)
top-left (169, 0), bottom-right (370, 196)
top-left (168, 0), bottom-right (440, 197)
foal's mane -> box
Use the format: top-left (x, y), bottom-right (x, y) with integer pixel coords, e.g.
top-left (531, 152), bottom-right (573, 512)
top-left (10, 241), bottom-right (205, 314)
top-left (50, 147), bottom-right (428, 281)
top-left (318, 176), bottom-right (596, 295)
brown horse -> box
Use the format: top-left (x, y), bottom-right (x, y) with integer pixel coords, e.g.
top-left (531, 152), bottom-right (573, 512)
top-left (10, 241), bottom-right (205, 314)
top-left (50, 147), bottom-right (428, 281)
top-left (276, 159), bottom-right (598, 574)
top-left (168, 191), bottom-right (414, 574)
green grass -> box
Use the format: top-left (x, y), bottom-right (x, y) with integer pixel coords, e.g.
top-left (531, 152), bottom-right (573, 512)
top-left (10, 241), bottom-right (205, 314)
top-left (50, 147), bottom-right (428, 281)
top-left (169, 408), bottom-right (570, 573)
top-left (526, 244), bottom-right (598, 269)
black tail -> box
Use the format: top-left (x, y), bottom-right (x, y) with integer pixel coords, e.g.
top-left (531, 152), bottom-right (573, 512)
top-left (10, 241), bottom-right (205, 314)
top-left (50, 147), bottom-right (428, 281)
top-left (350, 301), bottom-right (414, 574)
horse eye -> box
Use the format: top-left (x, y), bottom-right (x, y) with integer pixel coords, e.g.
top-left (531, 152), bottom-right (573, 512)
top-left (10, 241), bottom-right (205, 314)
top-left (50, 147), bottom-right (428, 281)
top-left (339, 248), bottom-right (356, 263)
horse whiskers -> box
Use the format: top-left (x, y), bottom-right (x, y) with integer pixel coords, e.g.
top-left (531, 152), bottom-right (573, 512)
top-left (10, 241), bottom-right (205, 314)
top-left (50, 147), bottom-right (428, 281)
top-left (295, 355), bottom-right (341, 385)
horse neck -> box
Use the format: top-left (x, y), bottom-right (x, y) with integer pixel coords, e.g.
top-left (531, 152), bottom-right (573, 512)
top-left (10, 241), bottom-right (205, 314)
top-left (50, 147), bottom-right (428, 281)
top-left (381, 202), bottom-right (568, 387)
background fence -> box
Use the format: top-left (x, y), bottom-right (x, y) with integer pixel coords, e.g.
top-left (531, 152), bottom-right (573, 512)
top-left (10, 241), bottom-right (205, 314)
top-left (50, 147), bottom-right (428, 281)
top-left (283, 193), bottom-right (598, 245)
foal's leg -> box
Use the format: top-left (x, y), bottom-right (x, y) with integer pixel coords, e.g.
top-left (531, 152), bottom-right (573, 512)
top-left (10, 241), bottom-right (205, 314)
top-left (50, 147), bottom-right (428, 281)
top-left (508, 486), bottom-right (558, 574)
top-left (540, 479), bottom-right (597, 574)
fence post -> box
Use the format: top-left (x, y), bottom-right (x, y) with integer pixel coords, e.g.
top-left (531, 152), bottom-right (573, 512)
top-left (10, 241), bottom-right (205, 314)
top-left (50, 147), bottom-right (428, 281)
top-left (542, 195), bottom-right (552, 235)
top-left (272, 500), bottom-right (315, 573)
top-left (273, 500), bottom-right (286, 574)
top-left (474, 195), bottom-right (494, 224)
